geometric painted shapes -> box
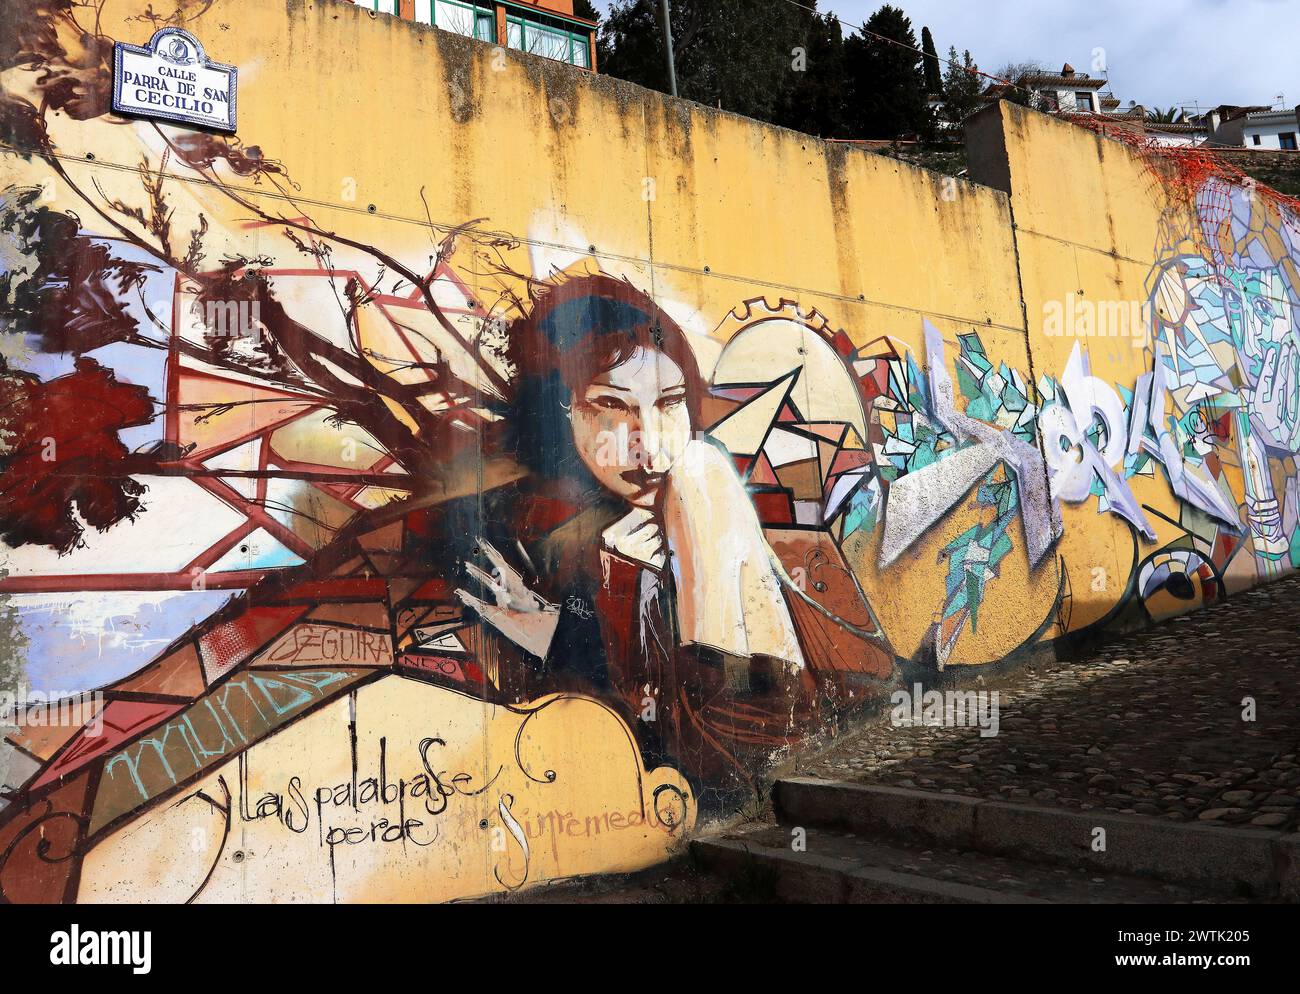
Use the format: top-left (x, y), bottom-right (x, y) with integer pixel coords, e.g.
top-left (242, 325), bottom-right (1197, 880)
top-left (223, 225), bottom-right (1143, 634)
top-left (204, 438), bottom-right (260, 499)
top-left (357, 521), bottom-right (407, 556)
top-left (262, 476), bottom-right (358, 551)
top-left (394, 604), bottom-right (463, 644)
top-left (351, 485), bottom-right (412, 510)
top-left (706, 371), bottom-right (798, 456)
top-left (856, 357), bottom-right (894, 403)
top-left (29, 699), bottom-right (186, 791)
top-left (307, 601), bottom-right (392, 630)
top-left (698, 393), bottom-right (743, 433)
top-left (206, 528), bottom-right (305, 572)
top-left (763, 427), bottom-right (819, 468)
top-left (751, 490), bottom-right (796, 526)
top-left (411, 628), bottom-right (470, 655)
top-left (203, 437), bottom-right (261, 474)
top-left (355, 522), bottom-right (410, 578)
top-left (386, 575), bottom-right (440, 609)
top-left (774, 458), bottom-right (824, 501)
top-left (4, 699), bottom-right (102, 764)
top-left (0, 770), bottom-right (92, 903)
top-left (709, 386), bottom-right (767, 404)
top-left (919, 320), bottom-right (1062, 568)
top-left (747, 451), bottom-right (781, 487)
top-left (269, 408), bottom-right (389, 471)
top-left (356, 291), bottom-right (506, 401)
top-left (1127, 364), bottom-right (1239, 527)
top-left (825, 470), bottom-right (870, 524)
top-left (793, 500), bottom-right (822, 527)
top-left (105, 642), bottom-right (207, 700)
top-left (358, 550), bottom-right (408, 579)
top-left (177, 370), bottom-right (319, 460)
top-left (817, 439), bottom-right (840, 482)
top-left (711, 312), bottom-right (869, 439)
top-left (879, 444), bottom-right (1001, 568)
top-left (197, 604), bottom-right (309, 684)
top-left (797, 422), bottom-right (850, 444)
top-left (828, 448), bottom-right (872, 478)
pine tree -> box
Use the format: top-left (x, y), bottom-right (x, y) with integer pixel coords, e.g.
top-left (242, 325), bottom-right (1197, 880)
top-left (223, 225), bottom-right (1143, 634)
top-left (920, 26), bottom-right (943, 96)
top-left (942, 47), bottom-right (985, 124)
top-left (775, 12), bottom-right (848, 137)
top-left (843, 4), bottom-right (931, 140)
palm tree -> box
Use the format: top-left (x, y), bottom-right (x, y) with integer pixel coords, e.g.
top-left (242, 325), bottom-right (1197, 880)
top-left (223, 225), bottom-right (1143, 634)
top-left (1147, 105), bottom-right (1185, 124)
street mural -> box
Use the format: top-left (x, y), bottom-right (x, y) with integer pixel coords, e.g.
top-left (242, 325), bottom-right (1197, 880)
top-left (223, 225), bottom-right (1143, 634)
top-left (1, 0), bottom-right (1299, 902)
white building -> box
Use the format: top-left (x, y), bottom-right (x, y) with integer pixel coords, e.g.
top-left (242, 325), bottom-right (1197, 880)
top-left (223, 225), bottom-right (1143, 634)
top-left (1240, 109), bottom-right (1300, 150)
top-left (984, 63), bottom-right (1110, 114)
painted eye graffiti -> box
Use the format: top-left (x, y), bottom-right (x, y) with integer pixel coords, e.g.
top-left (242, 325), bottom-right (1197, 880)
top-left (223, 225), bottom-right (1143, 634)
top-left (585, 396), bottom-right (630, 414)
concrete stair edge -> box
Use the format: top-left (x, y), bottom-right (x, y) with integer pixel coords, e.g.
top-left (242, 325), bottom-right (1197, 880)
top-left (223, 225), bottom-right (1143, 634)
top-left (691, 835), bottom-right (1051, 904)
top-left (774, 776), bottom-right (1300, 900)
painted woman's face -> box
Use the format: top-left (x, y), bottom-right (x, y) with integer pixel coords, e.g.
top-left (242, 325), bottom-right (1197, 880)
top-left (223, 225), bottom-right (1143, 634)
top-left (569, 346), bottom-right (693, 508)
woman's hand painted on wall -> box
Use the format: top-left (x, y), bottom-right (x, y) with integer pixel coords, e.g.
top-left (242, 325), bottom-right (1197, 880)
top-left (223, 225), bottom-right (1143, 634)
top-left (601, 507), bottom-right (666, 571)
top-left (455, 540), bottom-right (560, 659)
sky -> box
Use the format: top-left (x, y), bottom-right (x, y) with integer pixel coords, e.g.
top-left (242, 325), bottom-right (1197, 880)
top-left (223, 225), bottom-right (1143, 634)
top-left (589, 0), bottom-right (1300, 115)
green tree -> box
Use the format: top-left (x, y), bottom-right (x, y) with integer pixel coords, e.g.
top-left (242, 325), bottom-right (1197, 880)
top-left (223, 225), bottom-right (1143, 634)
top-left (843, 4), bottom-right (931, 139)
top-left (599, 0), bottom-right (811, 124)
top-left (920, 25), bottom-right (942, 95)
top-left (774, 11), bottom-right (848, 137)
top-left (941, 46), bottom-right (984, 124)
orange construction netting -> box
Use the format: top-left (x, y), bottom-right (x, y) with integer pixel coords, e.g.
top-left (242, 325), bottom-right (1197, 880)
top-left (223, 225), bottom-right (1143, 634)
top-left (1059, 112), bottom-right (1300, 224)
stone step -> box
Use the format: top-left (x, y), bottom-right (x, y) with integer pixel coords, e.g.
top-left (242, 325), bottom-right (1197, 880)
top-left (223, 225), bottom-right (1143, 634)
top-left (691, 824), bottom-right (1211, 904)
top-left (773, 777), bottom-right (1300, 900)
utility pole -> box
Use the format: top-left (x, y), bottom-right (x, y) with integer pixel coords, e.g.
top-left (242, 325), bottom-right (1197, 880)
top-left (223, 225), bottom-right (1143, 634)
top-left (659, 0), bottom-right (678, 98)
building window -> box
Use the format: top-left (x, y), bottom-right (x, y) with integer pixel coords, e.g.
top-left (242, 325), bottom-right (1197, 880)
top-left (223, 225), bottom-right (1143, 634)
top-left (1253, 134), bottom-right (1263, 146)
top-left (352, 0), bottom-right (399, 13)
top-left (1074, 92), bottom-right (1094, 112)
top-left (418, 0), bottom-right (495, 41)
top-left (1281, 133), bottom-right (1298, 150)
top-left (1030, 90), bottom-right (1059, 112)
top-left (506, 12), bottom-right (590, 68)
